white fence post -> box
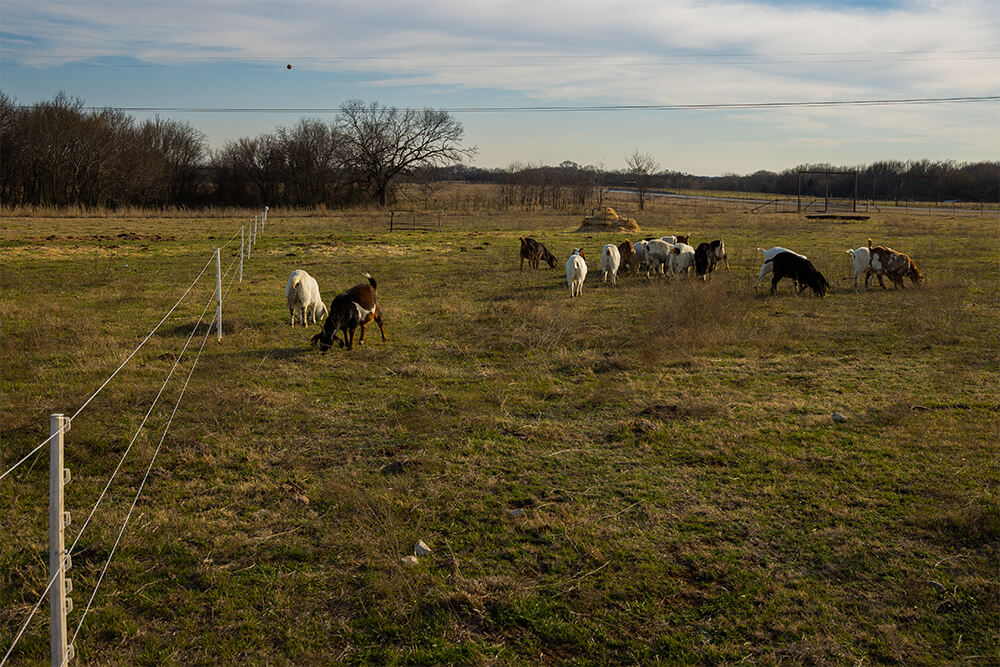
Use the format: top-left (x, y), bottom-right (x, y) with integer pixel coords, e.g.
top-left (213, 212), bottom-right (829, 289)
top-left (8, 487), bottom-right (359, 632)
top-left (247, 219), bottom-right (252, 259)
top-left (49, 414), bottom-right (74, 666)
top-left (239, 226), bottom-right (244, 283)
top-left (215, 248), bottom-right (223, 342)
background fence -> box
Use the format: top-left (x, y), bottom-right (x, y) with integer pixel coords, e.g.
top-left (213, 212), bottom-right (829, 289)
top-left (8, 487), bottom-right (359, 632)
top-left (1, 210), bottom-right (268, 666)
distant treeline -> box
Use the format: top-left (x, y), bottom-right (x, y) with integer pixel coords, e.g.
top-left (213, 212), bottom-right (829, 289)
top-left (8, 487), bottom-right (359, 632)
top-left (449, 160), bottom-right (1000, 207)
top-left (2, 92), bottom-right (997, 209)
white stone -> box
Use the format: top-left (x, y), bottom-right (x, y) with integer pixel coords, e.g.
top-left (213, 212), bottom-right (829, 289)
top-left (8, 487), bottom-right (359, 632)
top-left (414, 540), bottom-right (432, 557)
top-left (400, 555), bottom-right (419, 567)
top-left (832, 413), bottom-right (847, 423)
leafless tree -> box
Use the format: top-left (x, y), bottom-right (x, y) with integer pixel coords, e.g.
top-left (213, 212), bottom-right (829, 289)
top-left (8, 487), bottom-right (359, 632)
top-left (625, 149), bottom-right (660, 210)
top-left (337, 100), bottom-right (476, 207)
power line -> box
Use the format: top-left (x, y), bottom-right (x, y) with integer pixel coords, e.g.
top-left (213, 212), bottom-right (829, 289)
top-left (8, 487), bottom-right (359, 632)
top-left (59, 95), bottom-right (1000, 115)
top-left (8, 48), bottom-right (999, 65)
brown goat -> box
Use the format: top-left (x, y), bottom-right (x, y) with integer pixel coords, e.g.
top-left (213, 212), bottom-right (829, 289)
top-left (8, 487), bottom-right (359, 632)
top-left (866, 238), bottom-right (924, 289)
top-left (519, 236), bottom-right (557, 271)
top-left (617, 239), bottom-right (637, 275)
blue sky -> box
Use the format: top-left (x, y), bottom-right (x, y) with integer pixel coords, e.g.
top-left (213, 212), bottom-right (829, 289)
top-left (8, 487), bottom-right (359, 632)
top-left (1, 0), bottom-right (997, 175)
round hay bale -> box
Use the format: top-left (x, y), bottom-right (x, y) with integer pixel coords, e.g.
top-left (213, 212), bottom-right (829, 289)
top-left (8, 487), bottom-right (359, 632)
top-left (577, 206), bottom-right (640, 233)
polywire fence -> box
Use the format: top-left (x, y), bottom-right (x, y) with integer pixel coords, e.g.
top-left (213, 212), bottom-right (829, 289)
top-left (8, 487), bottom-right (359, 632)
top-left (1, 212), bottom-right (265, 666)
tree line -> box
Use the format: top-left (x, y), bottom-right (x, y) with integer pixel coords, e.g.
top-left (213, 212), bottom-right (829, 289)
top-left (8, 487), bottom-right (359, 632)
top-left (0, 93), bottom-right (473, 209)
top-left (2, 91), bottom-right (996, 209)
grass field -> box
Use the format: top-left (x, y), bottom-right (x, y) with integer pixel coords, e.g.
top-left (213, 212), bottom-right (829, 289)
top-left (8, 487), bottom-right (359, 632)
top-left (1, 201), bottom-right (997, 665)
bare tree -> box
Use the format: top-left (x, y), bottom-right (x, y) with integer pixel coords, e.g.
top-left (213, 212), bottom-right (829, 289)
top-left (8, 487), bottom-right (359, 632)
top-left (337, 100), bottom-right (476, 207)
top-left (625, 149), bottom-right (660, 210)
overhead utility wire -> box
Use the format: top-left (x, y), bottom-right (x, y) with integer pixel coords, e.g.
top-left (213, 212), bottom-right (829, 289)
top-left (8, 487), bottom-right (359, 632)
top-left (73, 96), bottom-right (1000, 115)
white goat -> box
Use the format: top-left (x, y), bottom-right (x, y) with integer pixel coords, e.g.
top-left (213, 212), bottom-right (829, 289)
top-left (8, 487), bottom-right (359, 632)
top-left (566, 249), bottom-right (588, 298)
top-left (286, 269), bottom-right (327, 326)
top-left (846, 246), bottom-right (872, 288)
top-left (601, 244), bottom-right (621, 285)
top-left (644, 239), bottom-right (672, 277)
top-left (660, 235), bottom-right (678, 245)
top-left (669, 242), bottom-right (696, 278)
top-left (754, 247), bottom-right (807, 291)
top-left (633, 241), bottom-right (648, 275)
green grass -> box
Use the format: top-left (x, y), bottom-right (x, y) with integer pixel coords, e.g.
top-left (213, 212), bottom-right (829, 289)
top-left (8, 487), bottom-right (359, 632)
top-left (2, 203), bottom-right (998, 665)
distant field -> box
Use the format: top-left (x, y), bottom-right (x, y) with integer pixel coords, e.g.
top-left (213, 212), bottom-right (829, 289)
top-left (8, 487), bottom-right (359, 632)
top-left (1, 206), bottom-right (997, 665)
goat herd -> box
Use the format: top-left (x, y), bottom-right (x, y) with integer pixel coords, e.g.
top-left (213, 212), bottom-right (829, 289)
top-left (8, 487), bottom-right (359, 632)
top-left (521, 235), bottom-right (925, 299)
top-left (282, 234), bottom-right (924, 352)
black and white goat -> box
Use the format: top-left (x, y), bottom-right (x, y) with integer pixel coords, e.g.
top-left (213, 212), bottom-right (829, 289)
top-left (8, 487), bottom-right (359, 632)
top-left (311, 273), bottom-right (386, 351)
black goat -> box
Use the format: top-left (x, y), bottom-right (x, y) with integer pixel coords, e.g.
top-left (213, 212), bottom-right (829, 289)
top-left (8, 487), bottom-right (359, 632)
top-left (770, 252), bottom-right (830, 296)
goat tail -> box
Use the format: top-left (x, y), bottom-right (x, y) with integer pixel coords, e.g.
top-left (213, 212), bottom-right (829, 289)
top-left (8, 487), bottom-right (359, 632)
top-left (757, 247), bottom-right (766, 254)
top-left (363, 272), bottom-right (377, 290)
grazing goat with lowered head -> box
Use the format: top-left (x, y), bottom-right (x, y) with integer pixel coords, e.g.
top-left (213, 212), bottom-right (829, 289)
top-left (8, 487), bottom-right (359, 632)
top-left (311, 273), bottom-right (386, 351)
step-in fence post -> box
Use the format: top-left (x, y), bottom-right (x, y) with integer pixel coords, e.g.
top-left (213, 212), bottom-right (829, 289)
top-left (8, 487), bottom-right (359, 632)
top-left (262, 206), bottom-right (268, 234)
top-left (49, 414), bottom-right (74, 665)
top-left (239, 226), bottom-right (244, 283)
top-left (215, 248), bottom-right (223, 342)
top-left (247, 219), bottom-right (252, 259)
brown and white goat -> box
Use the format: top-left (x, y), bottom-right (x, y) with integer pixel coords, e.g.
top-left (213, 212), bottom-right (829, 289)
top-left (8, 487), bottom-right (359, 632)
top-left (866, 238), bottom-right (924, 289)
top-left (311, 274), bottom-right (386, 351)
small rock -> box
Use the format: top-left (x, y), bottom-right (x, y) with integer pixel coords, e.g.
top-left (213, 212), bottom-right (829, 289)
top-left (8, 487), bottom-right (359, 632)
top-left (293, 494), bottom-right (310, 505)
top-left (832, 413), bottom-right (847, 423)
top-left (252, 509), bottom-right (267, 521)
top-left (414, 540), bottom-right (432, 557)
top-left (400, 555), bottom-right (419, 567)
top-left (507, 508), bottom-right (526, 518)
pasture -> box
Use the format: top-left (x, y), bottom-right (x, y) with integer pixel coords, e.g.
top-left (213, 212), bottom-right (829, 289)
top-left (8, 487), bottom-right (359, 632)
top-left (1, 204), bottom-right (997, 665)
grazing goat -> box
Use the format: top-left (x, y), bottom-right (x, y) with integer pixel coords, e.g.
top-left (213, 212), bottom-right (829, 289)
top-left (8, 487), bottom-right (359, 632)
top-left (519, 236), bottom-right (557, 271)
top-left (867, 238), bottom-right (924, 289)
top-left (694, 242), bottom-right (718, 281)
top-left (710, 239), bottom-right (729, 270)
top-left (286, 269), bottom-right (327, 327)
top-left (617, 240), bottom-right (637, 275)
top-left (601, 244), bottom-right (621, 285)
top-left (846, 246), bottom-right (872, 288)
top-left (770, 252), bottom-right (830, 296)
top-left (644, 239), bottom-right (673, 277)
top-left (311, 273), bottom-right (386, 351)
top-left (566, 249), bottom-right (588, 298)
top-left (669, 243), bottom-right (696, 278)
top-left (674, 234), bottom-right (690, 246)
top-left (754, 247), bottom-right (807, 291)
top-left (660, 235), bottom-right (677, 245)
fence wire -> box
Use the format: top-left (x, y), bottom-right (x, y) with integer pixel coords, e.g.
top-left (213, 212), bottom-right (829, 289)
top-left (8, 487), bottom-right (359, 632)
top-left (2, 214), bottom-right (262, 665)
top-left (0, 254), bottom-right (216, 484)
top-left (2, 281), bottom-right (221, 667)
top-left (65, 307), bottom-right (219, 665)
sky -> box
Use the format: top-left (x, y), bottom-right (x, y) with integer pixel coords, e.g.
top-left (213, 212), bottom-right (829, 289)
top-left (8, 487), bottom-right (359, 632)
top-left (0, 0), bottom-right (997, 176)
